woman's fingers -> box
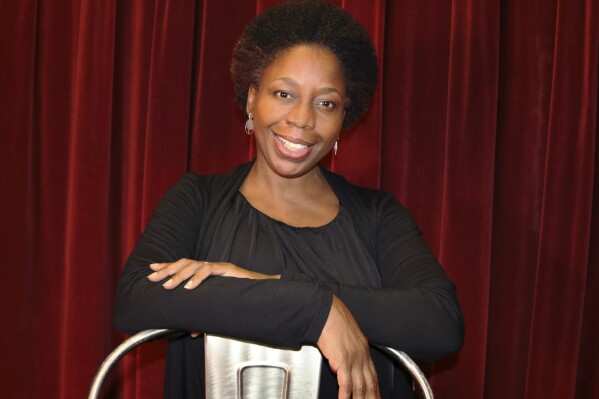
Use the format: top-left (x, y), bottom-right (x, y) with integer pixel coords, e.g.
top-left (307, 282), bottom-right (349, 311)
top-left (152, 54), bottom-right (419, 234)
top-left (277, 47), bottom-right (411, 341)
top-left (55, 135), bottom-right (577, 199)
top-left (146, 258), bottom-right (204, 288)
top-left (147, 259), bottom-right (280, 290)
top-left (366, 359), bottom-right (380, 398)
top-left (183, 263), bottom-right (215, 289)
top-left (336, 364), bottom-right (379, 399)
top-left (147, 258), bottom-right (192, 281)
top-left (161, 260), bottom-right (203, 289)
top-left (336, 367), bottom-right (353, 399)
top-left (351, 359), bottom-right (379, 399)
top-left (339, 359), bottom-right (378, 399)
top-left (351, 368), bottom-right (366, 399)
top-left (317, 296), bottom-right (380, 398)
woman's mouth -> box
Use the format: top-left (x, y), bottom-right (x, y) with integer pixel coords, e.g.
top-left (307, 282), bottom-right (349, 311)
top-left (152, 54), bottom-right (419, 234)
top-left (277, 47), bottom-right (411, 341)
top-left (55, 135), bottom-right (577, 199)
top-left (273, 133), bottom-right (313, 159)
top-left (275, 134), bottom-right (308, 151)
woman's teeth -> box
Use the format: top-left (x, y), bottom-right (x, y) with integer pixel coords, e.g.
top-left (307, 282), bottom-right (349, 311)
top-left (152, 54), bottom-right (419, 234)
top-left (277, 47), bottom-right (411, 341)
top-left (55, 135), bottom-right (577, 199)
top-left (276, 135), bottom-right (308, 152)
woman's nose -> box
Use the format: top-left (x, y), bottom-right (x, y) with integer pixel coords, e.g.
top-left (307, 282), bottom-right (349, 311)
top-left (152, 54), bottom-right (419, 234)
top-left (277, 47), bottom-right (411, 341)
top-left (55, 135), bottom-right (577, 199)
top-left (285, 101), bottom-right (315, 130)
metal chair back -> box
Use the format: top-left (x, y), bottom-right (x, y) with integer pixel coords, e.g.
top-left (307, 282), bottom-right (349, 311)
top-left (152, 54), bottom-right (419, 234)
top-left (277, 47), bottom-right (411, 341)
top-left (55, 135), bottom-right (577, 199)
top-left (88, 328), bottom-right (434, 399)
top-left (205, 334), bottom-right (322, 398)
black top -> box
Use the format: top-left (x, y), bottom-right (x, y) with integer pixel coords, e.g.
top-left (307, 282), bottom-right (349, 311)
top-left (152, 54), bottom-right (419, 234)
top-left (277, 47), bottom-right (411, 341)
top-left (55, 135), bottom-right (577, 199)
top-left (113, 162), bottom-right (464, 398)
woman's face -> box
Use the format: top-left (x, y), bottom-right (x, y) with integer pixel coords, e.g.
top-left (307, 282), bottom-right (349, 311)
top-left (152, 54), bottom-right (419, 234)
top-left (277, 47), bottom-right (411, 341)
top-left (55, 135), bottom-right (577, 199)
top-left (246, 44), bottom-right (346, 179)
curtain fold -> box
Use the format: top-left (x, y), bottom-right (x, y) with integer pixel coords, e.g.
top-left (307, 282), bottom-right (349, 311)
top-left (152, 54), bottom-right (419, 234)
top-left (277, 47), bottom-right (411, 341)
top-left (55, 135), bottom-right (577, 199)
top-left (0, 0), bottom-right (597, 398)
top-left (428, 0), bottom-right (499, 398)
top-left (523, 0), bottom-right (598, 397)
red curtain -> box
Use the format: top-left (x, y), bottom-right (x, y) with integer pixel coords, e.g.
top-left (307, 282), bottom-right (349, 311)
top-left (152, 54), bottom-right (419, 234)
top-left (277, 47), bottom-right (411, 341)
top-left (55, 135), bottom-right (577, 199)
top-left (1, 0), bottom-right (597, 398)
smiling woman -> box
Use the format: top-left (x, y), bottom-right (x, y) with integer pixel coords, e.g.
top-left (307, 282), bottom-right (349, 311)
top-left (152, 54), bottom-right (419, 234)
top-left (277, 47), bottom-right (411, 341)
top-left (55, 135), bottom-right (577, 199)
top-left (113, 1), bottom-right (464, 398)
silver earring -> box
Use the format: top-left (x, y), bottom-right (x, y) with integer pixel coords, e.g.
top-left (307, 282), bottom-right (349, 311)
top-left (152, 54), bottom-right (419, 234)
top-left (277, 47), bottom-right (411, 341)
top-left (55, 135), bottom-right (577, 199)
top-left (245, 113), bottom-right (254, 135)
top-left (333, 139), bottom-right (338, 155)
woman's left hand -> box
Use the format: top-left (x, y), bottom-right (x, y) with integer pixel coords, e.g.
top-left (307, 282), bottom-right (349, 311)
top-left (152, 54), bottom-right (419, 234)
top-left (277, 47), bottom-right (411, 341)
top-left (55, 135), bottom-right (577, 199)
top-left (147, 258), bottom-right (280, 290)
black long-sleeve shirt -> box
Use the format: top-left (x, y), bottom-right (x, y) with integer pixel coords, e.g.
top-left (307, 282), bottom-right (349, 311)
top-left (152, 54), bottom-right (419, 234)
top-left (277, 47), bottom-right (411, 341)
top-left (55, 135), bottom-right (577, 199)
top-left (113, 162), bottom-right (464, 397)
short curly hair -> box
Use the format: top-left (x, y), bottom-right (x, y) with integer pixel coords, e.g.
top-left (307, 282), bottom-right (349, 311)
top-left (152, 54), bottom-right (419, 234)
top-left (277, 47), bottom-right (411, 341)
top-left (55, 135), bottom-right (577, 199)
top-left (231, 0), bottom-right (378, 129)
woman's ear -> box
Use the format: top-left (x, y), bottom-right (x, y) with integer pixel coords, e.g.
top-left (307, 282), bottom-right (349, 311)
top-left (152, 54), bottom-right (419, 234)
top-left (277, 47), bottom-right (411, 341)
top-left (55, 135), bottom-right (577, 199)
top-left (246, 85), bottom-right (257, 116)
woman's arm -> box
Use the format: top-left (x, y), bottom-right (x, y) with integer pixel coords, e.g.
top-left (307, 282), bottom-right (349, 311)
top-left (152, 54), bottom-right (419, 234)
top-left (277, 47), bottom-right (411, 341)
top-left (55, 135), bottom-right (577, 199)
top-left (282, 193), bottom-right (464, 361)
top-left (112, 174), bottom-right (332, 349)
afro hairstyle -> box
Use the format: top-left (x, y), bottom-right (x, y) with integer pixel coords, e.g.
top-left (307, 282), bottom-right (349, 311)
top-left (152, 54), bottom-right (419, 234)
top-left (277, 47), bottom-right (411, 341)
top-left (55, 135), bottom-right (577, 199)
top-left (230, 0), bottom-right (378, 129)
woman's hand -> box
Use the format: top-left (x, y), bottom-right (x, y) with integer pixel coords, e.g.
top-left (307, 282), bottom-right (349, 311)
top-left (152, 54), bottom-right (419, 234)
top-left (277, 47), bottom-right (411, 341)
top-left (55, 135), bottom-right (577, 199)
top-left (318, 296), bottom-right (380, 399)
top-left (147, 258), bottom-right (279, 290)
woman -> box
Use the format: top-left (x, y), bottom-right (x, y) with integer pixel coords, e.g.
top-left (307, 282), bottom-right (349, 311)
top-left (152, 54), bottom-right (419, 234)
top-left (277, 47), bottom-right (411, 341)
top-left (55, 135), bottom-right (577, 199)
top-left (113, 1), bottom-right (464, 398)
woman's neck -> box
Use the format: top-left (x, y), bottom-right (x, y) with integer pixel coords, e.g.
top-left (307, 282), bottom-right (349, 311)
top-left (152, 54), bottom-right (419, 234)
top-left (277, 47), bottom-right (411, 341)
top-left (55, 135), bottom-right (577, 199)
top-left (239, 161), bottom-right (339, 227)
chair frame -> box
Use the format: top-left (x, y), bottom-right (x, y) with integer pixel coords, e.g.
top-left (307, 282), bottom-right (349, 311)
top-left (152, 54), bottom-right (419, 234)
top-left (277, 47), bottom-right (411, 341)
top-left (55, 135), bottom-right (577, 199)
top-left (88, 328), bottom-right (434, 399)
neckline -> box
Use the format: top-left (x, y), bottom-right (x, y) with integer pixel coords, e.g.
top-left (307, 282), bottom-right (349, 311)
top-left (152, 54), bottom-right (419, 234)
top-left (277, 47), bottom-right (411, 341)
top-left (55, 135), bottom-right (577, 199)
top-left (236, 190), bottom-right (341, 231)
top-left (232, 160), bottom-right (345, 206)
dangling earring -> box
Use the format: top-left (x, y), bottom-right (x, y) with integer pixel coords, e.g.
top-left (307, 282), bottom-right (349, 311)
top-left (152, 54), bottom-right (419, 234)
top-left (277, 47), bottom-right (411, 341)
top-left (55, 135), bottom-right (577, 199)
top-left (245, 113), bottom-right (254, 135)
top-left (333, 139), bottom-right (338, 155)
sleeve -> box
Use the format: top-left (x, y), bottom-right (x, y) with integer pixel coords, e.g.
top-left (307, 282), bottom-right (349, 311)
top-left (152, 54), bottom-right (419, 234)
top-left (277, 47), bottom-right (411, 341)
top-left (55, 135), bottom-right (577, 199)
top-left (112, 174), bottom-right (333, 349)
top-left (281, 193), bottom-right (464, 361)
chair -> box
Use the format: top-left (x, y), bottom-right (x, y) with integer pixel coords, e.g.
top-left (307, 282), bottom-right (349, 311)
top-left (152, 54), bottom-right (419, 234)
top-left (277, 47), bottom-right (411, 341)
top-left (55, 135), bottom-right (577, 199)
top-left (88, 329), bottom-right (434, 399)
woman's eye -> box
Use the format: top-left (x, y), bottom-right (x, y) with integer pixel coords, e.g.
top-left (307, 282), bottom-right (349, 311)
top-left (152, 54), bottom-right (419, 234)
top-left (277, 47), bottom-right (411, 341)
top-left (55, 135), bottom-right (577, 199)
top-left (275, 91), bottom-right (292, 99)
top-left (317, 100), bottom-right (336, 109)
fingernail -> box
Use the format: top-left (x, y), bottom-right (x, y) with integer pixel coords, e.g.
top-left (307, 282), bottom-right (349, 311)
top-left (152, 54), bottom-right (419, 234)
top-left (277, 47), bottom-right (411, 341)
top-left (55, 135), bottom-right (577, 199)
top-left (163, 279), bottom-right (173, 287)
top-left (147, 272), bottom-right (157, 279)
top-left (184, 280), bottom-right (193, 289)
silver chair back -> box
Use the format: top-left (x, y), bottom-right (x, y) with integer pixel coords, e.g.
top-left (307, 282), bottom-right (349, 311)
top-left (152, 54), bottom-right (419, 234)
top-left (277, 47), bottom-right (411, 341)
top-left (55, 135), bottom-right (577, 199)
top-left (205, 335), bottom-right (322, 399)
top-left (88, 328), bottom-right (435, 399)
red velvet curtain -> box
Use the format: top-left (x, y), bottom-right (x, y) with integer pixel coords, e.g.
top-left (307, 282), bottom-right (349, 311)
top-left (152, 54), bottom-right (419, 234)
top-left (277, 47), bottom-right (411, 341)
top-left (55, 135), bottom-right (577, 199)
top-left (1, 0), bottom-right (597, 398)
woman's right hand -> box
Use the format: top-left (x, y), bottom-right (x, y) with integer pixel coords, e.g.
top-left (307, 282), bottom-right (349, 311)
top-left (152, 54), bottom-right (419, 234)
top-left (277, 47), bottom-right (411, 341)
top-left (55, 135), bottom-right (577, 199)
top-left (147, 258), bottom-right (279, 290)
top-left (317, 295), bottom-right (380, 399)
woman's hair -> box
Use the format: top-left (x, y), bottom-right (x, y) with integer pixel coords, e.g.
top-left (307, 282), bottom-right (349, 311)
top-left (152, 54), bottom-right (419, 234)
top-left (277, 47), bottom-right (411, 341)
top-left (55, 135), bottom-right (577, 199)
top-left (231, 0), bottom-right (378, 129)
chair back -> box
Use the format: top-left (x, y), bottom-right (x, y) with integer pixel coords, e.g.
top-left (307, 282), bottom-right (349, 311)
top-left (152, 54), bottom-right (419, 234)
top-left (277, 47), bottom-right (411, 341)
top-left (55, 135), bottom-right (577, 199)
top-left (205, 334), bottom-right (322, 399)
top-left (88, 328), bottom-right (435, 399)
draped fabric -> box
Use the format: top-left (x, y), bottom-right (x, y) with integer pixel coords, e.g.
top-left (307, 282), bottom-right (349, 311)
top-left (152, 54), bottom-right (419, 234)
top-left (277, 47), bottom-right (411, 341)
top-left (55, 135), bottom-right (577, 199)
top-left (0, 0), bottom-right (597, 398)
